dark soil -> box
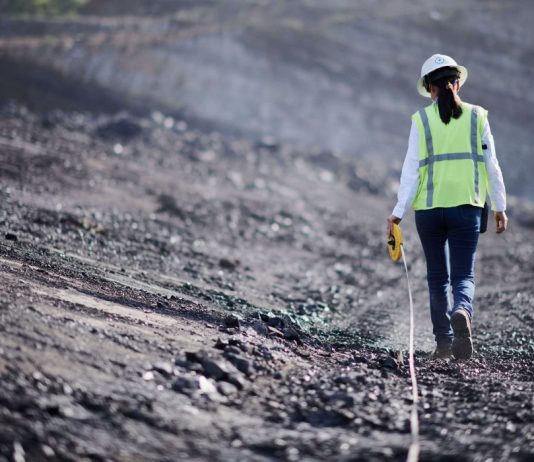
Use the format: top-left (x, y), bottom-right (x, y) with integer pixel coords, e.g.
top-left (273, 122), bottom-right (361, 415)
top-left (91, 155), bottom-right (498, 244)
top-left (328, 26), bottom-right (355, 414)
top-left (0, 100), bottom-right (532, 462)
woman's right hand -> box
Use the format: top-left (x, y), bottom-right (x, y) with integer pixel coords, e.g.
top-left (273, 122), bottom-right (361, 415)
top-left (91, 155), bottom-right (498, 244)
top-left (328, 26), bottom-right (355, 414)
top-left (494, 211), bottom-right (508, 234)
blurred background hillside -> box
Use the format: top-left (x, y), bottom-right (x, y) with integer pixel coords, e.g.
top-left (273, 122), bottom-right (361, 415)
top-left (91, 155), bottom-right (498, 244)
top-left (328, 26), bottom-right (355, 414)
top-left (1, 0), bottom-right (533, 197)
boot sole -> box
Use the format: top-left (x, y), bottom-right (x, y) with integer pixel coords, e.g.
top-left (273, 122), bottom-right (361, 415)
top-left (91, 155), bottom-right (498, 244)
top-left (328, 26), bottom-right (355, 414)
top-left (451, 311), bottom-right (473, 360)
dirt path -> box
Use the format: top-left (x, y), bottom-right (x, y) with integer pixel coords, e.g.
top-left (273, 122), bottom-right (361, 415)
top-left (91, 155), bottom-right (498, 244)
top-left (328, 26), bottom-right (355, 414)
top-left (0, 102), bottom-right (533, 461)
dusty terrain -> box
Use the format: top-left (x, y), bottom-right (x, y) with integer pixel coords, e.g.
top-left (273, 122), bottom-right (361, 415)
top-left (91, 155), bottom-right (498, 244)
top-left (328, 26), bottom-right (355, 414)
top-left (0, 99), bottom-right (532, 462)
top-left (2, 0), bottom-right (534, 197)
top-left (1, 1), bottom-right (534, 460)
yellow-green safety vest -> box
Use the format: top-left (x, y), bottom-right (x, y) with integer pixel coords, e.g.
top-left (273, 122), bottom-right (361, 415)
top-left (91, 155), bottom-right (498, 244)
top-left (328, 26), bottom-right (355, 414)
top-left (411, 102), bottom-right (488, 210)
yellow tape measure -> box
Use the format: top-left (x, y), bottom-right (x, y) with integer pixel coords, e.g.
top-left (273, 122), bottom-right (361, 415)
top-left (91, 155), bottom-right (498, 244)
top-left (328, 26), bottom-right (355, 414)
top-left (387, 223), bottom-right (403, 262)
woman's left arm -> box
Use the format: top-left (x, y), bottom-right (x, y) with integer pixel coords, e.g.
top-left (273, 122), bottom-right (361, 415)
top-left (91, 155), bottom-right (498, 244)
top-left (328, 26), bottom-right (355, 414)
top-left (388, 121), bottom-right (420, 235)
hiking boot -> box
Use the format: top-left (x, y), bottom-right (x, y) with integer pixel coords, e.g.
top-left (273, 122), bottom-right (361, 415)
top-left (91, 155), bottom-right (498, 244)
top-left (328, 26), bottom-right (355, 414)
top-left (451, 309), bottom-right (473, 360)
top-left (431, 344), bottom-right (452, 360)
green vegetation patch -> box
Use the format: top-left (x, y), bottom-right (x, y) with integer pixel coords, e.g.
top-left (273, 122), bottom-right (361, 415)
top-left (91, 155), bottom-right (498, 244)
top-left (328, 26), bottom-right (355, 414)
top-left (1, 0), bottom-right (90, 16)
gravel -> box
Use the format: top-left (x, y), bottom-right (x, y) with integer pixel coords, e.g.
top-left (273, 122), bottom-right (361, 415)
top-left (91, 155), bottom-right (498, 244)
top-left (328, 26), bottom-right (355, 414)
top-left (0, 101), bottom-right (531, 461)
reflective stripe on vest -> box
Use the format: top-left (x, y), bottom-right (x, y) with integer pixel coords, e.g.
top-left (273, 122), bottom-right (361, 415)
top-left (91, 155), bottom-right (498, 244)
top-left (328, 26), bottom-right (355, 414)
top-left (417, 106), bottom-right (482, 208)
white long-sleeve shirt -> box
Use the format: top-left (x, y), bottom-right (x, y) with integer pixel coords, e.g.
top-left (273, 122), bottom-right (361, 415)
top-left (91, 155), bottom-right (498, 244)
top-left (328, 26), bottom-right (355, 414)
top-left (392, 113), bottom-right (507, 218)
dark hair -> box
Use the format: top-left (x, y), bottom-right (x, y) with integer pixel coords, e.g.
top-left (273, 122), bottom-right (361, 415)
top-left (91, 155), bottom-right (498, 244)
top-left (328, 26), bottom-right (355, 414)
top-left (424, 67), bottom-right (463, 124)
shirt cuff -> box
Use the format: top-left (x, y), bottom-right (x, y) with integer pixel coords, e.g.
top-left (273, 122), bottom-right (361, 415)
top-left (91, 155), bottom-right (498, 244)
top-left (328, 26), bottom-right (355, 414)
top-left (391, 204), bottom-right (405, 219)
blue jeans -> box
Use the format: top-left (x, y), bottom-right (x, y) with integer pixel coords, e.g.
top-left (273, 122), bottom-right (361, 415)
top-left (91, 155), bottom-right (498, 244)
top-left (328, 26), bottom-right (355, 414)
top-left (415, 205), bottom-right (482, 347)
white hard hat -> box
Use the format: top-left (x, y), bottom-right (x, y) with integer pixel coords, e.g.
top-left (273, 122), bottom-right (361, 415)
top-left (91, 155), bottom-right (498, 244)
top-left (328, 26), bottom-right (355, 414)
top-left (417, 54), bottom-right (468, 97)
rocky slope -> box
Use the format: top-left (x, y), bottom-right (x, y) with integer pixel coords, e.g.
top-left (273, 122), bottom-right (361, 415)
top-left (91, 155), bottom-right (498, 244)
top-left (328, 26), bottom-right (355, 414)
top-left (1, 0), bottom-right (534, 197)
top-left (1, 1), bottom-right (534, 460)
top-left (0, 100), bottom-right (532, 461)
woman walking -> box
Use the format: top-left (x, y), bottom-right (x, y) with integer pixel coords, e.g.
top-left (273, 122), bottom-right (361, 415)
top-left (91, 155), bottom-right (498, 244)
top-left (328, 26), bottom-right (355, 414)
top-left (387, 54), bottom-right (507, 360)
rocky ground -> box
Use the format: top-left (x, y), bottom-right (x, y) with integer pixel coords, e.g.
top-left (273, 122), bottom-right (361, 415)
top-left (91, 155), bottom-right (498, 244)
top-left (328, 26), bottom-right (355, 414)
top-left (0, 100), bottom-right (533, 462)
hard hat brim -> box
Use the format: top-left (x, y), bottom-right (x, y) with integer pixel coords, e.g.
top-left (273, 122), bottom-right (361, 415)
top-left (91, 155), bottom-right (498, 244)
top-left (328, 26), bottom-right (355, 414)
top-left (417, 65), bottom-right (468, 97)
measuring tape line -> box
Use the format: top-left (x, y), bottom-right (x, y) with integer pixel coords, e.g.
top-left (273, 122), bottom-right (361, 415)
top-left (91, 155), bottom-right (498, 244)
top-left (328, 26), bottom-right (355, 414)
top-left (388, 224), bottom-right (420, 462)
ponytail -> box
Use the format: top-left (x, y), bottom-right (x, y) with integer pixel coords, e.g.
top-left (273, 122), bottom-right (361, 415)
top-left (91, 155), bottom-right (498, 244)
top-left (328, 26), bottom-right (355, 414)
top-left (435, 77), bottom-right (462, 124)
top-left (424, 67), bottom-right (463, 124)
